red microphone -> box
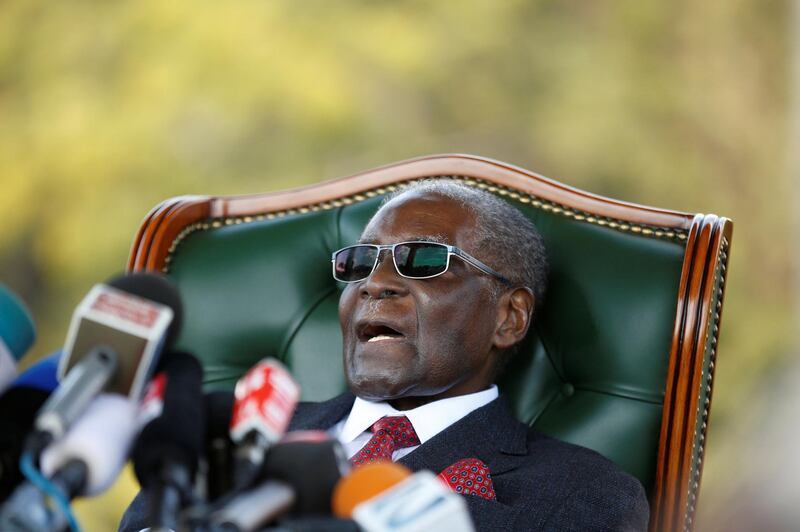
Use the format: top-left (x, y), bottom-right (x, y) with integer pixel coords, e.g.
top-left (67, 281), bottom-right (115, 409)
top-left (229, 358), bottom-right (300, 490)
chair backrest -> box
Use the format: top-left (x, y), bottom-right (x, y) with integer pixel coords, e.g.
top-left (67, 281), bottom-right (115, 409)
top-left (127, 154), bottom-right (731, 532)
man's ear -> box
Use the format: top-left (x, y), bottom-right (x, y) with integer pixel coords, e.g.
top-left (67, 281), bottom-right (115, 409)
top-left (493, 287), bottom-right (535, 350)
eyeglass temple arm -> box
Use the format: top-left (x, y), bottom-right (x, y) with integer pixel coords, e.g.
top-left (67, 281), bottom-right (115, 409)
top-left (450, 248), bottom-right (513, 286)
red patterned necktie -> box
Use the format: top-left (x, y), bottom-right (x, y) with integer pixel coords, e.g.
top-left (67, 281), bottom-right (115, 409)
top-left (350, 415), bottom-right (421, 467)
top-left (438, 458), bottom-right (497, 501)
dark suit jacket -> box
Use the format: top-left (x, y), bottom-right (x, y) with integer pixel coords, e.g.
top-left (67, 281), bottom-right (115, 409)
top-left (119, 393), bottom-right (649, 532)
top-left (289, 393), bottom-right (649, 531)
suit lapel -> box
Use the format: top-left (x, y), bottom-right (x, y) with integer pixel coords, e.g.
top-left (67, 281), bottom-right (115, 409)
top-left (399, 396), bottom-right (528, 477)
top-left (288, 392), bottom-right (356, 431)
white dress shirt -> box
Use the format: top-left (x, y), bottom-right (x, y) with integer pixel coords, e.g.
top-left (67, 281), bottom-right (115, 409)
top-left (330, 385), bottom-right (499, 461)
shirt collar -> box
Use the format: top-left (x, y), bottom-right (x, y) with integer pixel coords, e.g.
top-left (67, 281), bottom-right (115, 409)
top-left (339, 385), bottom-right (499, 444)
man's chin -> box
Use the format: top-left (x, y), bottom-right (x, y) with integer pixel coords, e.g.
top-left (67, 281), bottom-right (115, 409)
top-left (345, 372), bottom-right (414, 403)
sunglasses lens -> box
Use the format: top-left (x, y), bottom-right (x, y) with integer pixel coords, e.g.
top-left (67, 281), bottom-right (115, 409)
top-left (394, 243), bottom-right (449, 278)
top-left (334, 246), bottom-right (379, 282)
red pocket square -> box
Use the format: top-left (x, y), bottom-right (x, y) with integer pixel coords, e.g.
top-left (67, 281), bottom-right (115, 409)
top-left (438, 458), bottom-right (497, 501)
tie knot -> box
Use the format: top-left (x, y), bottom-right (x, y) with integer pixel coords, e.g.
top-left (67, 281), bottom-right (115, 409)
top-left (351, 415), bottom-right (420, 467)
top-left (370, 415), bottom-right (419, 447)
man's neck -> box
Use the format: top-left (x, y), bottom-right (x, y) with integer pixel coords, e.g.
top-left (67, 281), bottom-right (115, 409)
top-left (389, 396), bottom-right (436, 411)
top-left (387, 383), bottom-right (496, 411)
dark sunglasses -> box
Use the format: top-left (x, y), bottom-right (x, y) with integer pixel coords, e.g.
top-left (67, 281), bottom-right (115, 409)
top-left (331, 241), bottom-right (511, 285)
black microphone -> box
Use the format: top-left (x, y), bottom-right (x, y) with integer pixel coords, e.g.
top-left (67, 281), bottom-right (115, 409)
top-left (204, 390), bottom-right (235, 502)
top-left (265, 517), bottom-right (362, 532)
top-left (261, 437), bottom-right (351, 515)
top-left (0, 354), bottom-right (59, 501)
top-left (31, 272), bottom-right (182, 454)
top-left (207, 436), bottom-right (351, 531)
top-left (207, 479), bottom-right (296, 532)
top-left (131, 351), bottom-right (205, 532)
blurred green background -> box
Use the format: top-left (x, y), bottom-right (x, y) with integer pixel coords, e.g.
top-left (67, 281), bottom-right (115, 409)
top-left (1, 1), bottom-right (796, 530)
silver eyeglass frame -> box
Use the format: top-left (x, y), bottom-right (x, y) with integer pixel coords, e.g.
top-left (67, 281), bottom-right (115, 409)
top-left (331, 241), bottom-right (512, 286)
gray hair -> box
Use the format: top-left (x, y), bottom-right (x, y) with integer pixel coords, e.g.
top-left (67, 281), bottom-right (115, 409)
top-left (381, 179), bottom-right (549, 308)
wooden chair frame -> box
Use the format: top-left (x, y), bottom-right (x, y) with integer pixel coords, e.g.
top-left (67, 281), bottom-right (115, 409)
top-left (127, 154), bottom-right (732, 532)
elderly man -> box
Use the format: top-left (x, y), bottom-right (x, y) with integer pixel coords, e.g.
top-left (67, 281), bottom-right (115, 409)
top-left (290, 180), bottom-right (649, 531)
top-left (121, 180), bottom-right (649, 531)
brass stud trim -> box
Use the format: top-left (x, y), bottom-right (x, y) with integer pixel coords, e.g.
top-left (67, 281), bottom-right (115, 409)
top-left (683, 235), bottom-right (730, 531)
top-left (162, 175), bottom-right (691, 272)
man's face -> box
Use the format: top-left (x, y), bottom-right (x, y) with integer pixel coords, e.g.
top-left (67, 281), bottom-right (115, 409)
top-left (338, 192), bottom-right (502, 409)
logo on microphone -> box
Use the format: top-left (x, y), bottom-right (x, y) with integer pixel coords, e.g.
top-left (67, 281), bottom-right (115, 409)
top-left (138, 372), bottom-right (167, 427)
top-left (91, 291), bottom-right (162, 329)
top-left (230, 359), bottom-right (300, 443)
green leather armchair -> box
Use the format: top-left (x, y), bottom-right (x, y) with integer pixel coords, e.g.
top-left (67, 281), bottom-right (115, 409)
top-left (127, 154), bottom-right (731, 531)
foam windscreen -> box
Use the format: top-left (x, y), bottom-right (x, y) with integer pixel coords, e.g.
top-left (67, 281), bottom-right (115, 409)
top-left (132, 351), bottom-right (205, 486)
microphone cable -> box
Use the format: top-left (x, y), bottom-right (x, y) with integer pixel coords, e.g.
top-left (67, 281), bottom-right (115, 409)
top-left (18, 450), bottom-right (80, 532)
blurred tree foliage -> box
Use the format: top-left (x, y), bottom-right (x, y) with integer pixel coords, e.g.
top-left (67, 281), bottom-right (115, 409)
top-left (0, 0), bottom-right (790, 530)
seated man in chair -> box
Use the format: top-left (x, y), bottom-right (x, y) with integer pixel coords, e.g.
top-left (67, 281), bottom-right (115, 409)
top-left (121, 180), bottom-right (649, 531)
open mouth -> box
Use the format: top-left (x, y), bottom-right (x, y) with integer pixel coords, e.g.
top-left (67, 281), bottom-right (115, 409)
top-left (358, 323), bottom-right (405, 343)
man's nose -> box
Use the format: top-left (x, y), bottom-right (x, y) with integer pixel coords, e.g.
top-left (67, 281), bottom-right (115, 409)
top-left (361, 249), bottom-right (408, 299)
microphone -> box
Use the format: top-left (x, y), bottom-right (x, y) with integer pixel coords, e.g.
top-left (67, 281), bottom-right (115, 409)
top-left (262, 436), bottom-right (351, 515)
top-left (263, 517), bottom-right (362, 532)
top-left (255, 462), bottom-right (410, 532)
top-left (348, 471), bottom-right (475, 532)
top-left (0, 393), bottom-right (138, 531)
top-left (261, 517), bottom-right (364, 532)
top-left (31, 272), bottom-right (182, 452)
top-left (229, 358), bottom-right (300, 490)
top-left (0, 353), bottom-right (59, 501)
top-left (208, 480), bottom-right (296, 532)
top-left (131, 351), bottom-right (205, 532)
top-left (0, 284), bottom-right (36, 394)
top-left (332, 462), bottom-right (412, 519)
top-left (185, 361), bottom-right (301, 531)
top-left (40, 393), bottom-right (139, 495)
top-left (204, 390), bottom-right (235, 502)
top-left (205, 436), bottom-right (351, 531)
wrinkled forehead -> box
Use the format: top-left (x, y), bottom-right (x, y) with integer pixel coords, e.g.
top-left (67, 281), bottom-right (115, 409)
top-left (359, 191), bottom-right (477, 244)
